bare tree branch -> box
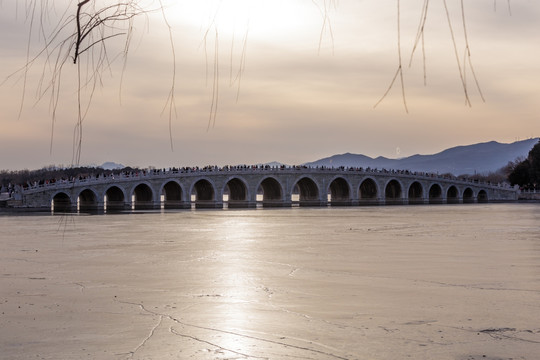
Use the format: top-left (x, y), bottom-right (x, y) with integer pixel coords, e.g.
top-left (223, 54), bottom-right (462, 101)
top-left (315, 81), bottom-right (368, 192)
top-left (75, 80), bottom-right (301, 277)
top-left (374, 0), bottom-right (408, 113)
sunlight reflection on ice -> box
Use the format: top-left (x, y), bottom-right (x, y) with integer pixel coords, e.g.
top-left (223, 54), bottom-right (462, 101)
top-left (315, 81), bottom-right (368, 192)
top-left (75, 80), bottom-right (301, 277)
top-left (209, 213), bottom-right (260, 353)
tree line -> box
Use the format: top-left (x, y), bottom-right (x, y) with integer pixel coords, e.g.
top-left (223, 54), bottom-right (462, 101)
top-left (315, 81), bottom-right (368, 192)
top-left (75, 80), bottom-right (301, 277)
top-left (508, 140), bottom-right (540, 190)
top-left (0, 166), bottom-right (140, 189)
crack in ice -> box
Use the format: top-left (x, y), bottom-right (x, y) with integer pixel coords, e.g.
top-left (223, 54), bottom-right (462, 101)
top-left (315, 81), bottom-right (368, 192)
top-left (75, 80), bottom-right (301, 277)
top-left (116, 299), bottom-right (350, 360)
top-left (127, 315), bottom-right (164, 359)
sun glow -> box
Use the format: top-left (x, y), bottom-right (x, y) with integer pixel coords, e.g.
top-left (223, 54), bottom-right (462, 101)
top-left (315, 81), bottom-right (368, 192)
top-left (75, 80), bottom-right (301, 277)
top-left (164, 0), bottom-right (324, 42)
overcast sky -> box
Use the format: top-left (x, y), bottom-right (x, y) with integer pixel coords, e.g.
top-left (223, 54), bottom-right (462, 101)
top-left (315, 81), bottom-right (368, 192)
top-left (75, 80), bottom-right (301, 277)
top-left (1, 0), bottom-right (539, 170)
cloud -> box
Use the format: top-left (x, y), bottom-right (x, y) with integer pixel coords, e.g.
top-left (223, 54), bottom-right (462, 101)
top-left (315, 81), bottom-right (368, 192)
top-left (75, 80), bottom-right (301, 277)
top-left (0, 0), bottom-right (539, 170)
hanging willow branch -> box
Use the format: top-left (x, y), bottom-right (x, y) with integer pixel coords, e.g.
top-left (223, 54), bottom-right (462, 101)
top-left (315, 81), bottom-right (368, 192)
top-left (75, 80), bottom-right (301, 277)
top-left (6, 1), bottom-right (176, 164)
top-left (374, 0), bottom-right (408, 113)
top-left (376, 0), bottom-right (485, 111)
top-left (73, 1), bottom-right (148, 64)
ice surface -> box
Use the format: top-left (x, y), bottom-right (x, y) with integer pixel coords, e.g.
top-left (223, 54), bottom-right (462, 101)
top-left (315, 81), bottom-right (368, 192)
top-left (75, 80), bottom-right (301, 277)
top-left (1, 204), bottom-right (539, 359)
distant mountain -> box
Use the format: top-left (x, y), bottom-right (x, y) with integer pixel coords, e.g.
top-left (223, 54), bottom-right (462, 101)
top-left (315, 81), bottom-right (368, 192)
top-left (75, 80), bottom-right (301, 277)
top-left (259, 161), bottom-right (285, 167)
top-left (100, 161), bottom-right (124, 170)
top-left (303, 138), bottom-right (539, 176)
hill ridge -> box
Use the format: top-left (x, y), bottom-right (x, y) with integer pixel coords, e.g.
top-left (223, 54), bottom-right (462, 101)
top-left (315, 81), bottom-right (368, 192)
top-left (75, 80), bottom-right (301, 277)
top-left (303, 138), bottom-right (539, 176)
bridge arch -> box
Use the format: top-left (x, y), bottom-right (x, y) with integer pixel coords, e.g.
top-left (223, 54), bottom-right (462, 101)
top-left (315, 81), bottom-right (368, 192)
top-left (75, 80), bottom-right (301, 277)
top-left (359, 177), bottom-right (379, 205)
top-left (52, 191), bottom-right (72, 213)
top-left (408, 181), bottom-right (424, 204)
top-left (447, 185), bottom-right (459, 204)
top-left (161, 180), bottom-right (185, 209)
top-left (224, 177), bottom-right (249, 208)
top-left (132, 183), bottom-right (155, 210)
top-left (191, 178), bottom-right (217, 208)
top-left (478, 190), bottom-right (488, 203)
top-left (257, 177), bottom-right (284, 207)
top-left (78, 188), bottom-right (99, 213)
top-left (293, 176), bottom-right (320, 206)
top-left (328, 176), bottom-right (351, 206)
top-left (463, 187), bottom-right (474, 203)
top-left (385, 179), bottom-right (403, 205)
top-left (429, 183), bottom-right (443, 204)
top-left (105, 185), bottom-right (127, 212)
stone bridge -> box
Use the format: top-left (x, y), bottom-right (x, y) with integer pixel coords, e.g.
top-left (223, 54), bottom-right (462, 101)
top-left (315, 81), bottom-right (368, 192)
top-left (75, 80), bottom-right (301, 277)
top-left (17, 166), bottom-right (518, 212)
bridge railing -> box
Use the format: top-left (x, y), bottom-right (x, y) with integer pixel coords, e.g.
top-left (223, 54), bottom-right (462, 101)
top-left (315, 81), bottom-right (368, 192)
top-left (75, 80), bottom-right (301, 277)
top-left (18, 165), bottom-right (515, 193)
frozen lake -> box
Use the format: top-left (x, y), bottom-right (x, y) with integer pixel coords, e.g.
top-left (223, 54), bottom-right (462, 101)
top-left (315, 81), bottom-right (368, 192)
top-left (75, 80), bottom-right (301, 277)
top-left (1, 204), bottom-right (539, 359)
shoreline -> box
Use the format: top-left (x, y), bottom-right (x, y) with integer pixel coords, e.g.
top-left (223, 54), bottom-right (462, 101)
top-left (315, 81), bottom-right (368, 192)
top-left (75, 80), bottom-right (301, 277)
top-left (1, 200), bottom-right (538, 216)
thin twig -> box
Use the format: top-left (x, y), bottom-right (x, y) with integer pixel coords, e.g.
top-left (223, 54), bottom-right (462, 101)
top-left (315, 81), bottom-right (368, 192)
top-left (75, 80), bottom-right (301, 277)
top-left (409, 0), bottom-right (429, 86)
top-left (74, 0), bottom-right (91, 64)
top-left (374, 0), bottom-right (408, 113)
top-left (443, 0), bottom-right (470, 106)
top-left (460, 0), bottom-right (485, 102)
top-left (158, 0), bottom-right (177, 152)
top-left (208, 29), bottom-right (219, 131)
